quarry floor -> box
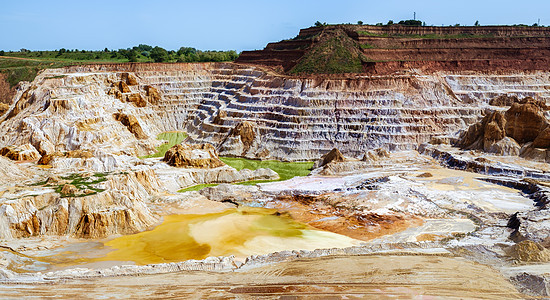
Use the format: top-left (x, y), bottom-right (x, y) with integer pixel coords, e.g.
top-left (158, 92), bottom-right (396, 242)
top-left (1, 255), bottom-right (522, 300)
top-left (1, 149), bottom-right (549, 299)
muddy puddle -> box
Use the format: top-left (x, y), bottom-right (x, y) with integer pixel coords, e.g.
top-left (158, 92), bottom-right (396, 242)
top-left (25, 207), bottom-right (360, 271)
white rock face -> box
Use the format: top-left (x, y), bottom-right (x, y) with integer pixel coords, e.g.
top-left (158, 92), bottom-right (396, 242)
top-left (3, 63), bottom-right (549, 162)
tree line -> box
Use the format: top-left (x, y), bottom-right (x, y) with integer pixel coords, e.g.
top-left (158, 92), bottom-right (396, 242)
top-left (316, 20), bottom-right (546, 27)
top-left (0, 45), bottom-right (239, 63)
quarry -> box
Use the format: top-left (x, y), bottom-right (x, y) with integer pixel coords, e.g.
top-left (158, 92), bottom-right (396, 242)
top-left (1, 24), bottom-right (550, 298)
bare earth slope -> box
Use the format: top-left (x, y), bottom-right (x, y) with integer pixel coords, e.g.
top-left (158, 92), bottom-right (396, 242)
top-left (237, 24), bottom-right (550, 74)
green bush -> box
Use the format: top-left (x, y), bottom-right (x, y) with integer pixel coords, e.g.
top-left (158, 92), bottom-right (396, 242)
top-left (398, 19), bottom-right (423, 26)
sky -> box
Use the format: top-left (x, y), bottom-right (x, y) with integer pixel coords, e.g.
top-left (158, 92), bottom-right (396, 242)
top-left (1, 0), bottom-right (548, 52)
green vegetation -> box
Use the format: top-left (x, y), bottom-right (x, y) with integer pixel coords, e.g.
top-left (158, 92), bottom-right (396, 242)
top-left (220, 157), bottom-right (313, 181)
top-left (0, 57), bottom-right (74, 87)
top-left (360, 43), bottom-right (376, 49)
top-left (177, 183), bottom-right (219, 193)
top-left (314, 21), bottom-right (328, 27)
top-left (357, 30), bottom-right (496, 39)
top-left (290, 30), bottom-right (366, 74)
top-left (150, 46), bottom-right (169, 62)
top-left (30, 172), bottom-right (108, 198)
top-left (0, 45), bottom-right (239, 87)
top-left (2, 45), bottom-right (239, 64)
top-left (141, 131), bottom-right (188, 159)
top-left (398, 19), bottom-right (423, 26)
top-left (176, 156), bottom-right (314, 193)
top-left (144, 131), bottom-right (312, 193)
top-left (55, 173), bottom-right (108, 197)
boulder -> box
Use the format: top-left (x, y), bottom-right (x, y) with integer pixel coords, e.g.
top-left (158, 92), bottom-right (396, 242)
top-left (417, 172), bottom-right (433, 178)
top-left (456, 111), bottom-right (507, 151)
top-left (314, 148), bottom-right (346, 168)
top-left (0, 103), bottom-right (9, 116)
top-left (38, 152), bottom-right (64, 165)
top-left (60, 184), bottom-right (80, 196)
top-left (121, 72), bottom-right (138, 85)
top-left (520, 145), bottom-right (550, 162)
top-left (126, 93), bottom-right (146, 107)
top-left (107, 88), bottom-right (123, 101)
top-left (489, 94), bottom-right (518, 107)
top-left (485, 137), bottom-right (521, 156)
top-left (362, 148), bottom-right (390, 162)
top-left (505, 97), bottom-right (549, 144)
top-left (114, 81), bottom-right (131, 93)
top-left (113, 113), bottom-right (147, 139)
top-left (533, 126), bottom-right (550, 148)
top-left (145, 85), bottom-right (161, 104)
top-left (507, 240), bottom-right (550, 262)
top-left (456, 97), bottom-right (550, 158)
top-left (230, 121), bottom-right (256, 152)
top-left (0, 144), bottom-right (40, 161)
top-left (163, 143), bottom-right (225, 168)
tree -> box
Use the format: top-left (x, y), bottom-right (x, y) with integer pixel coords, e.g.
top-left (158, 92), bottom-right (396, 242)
top-left (177, 47), bottom-right (197, 56)
top-left (56, 48), bottom-right (66, 57)
top-left (127, 50), bottom-right (138, 62)
top-left (119, 49), bottom-right (138, 62)
top-left (315, 21), bottom-right (324, 27)
top-left (398, 20), bottom-right (422, 26)
top-left (387, 20), bottom-right (394, 25)
top-left (133, 44), bottom-right (153, 52)
top-left (150, 46), bottom-right (169, 62)
top-left (357, 21), bottom-right (363, 25)
top-left (0, 50), bottom-right (4, 56)
top-left (474, 20), bottom-right (480, 26)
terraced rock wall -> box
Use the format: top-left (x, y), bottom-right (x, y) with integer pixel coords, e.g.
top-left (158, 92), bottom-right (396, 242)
top-left (1, 63), bottom-right (550, 161)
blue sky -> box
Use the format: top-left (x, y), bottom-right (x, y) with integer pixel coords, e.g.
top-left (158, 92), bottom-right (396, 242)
top-left (1, 0), bottom-right (547, 52)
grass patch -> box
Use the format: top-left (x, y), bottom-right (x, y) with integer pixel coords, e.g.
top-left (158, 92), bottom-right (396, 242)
top-left (220, 157), bottom-right (313, 181)
top-left (360, 43), bottom-right (376, 49)
top-left (30, 172), bottom-right (109, 198)
top-left (357, 31), bottom-right (389, 37)
top-left (177, 157), bottom-right (314, 193)
top-left (141, 131), bottom-right (188, 159)
top-left (0, 57), bottom-right (75, 87)
top-left (54, 172), bottom-right (108, 197)
top-left (177, 183), bottom-right (219, 193)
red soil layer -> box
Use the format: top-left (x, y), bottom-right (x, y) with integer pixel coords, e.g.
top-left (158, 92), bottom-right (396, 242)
top-left (236, 25), bottom-right (550, 74)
